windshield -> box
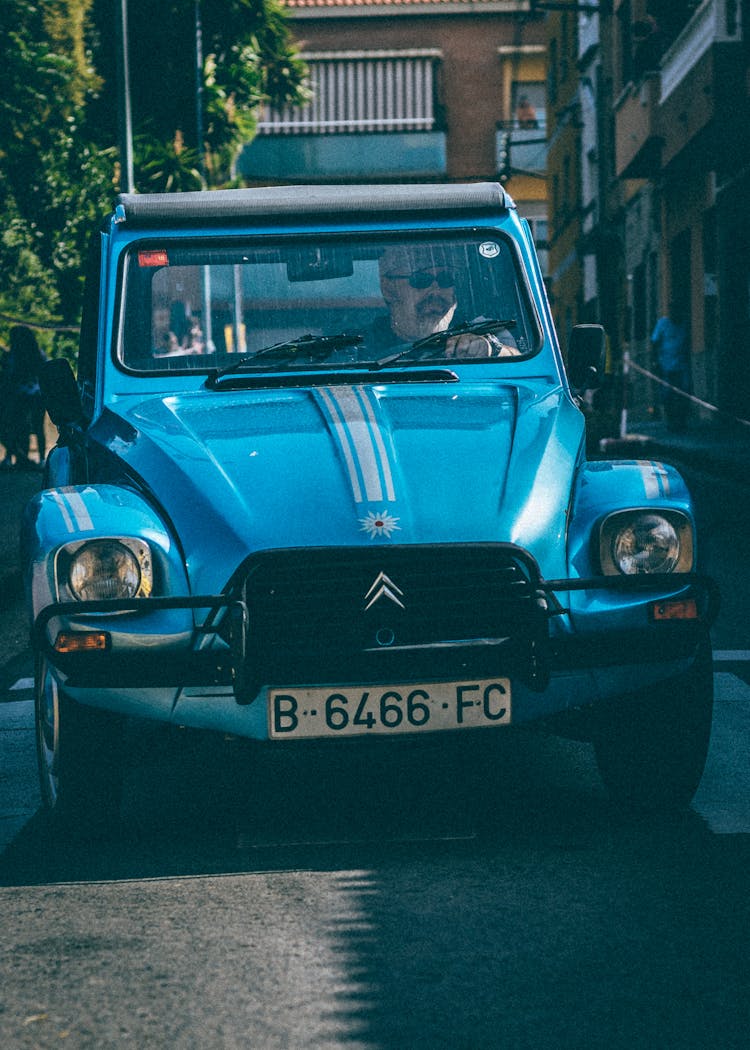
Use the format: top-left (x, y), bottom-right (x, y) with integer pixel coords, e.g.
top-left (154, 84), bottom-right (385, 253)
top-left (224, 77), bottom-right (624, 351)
top-left (118, 233), bottom-right (540, 373)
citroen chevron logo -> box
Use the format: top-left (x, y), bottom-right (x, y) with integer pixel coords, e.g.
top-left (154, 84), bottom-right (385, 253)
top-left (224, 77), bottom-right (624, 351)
top-left (364, 572), bottom-right (405, 611)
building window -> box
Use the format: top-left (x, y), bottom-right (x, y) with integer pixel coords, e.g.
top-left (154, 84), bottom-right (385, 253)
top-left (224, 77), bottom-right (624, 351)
top-left (498, 81), bottom-right (548, 177)
top-left (530, 217), bottom-right (548, 246)
top-left (527, 216), bottom-right (549, 276)
top-left (257, 51), bottom-right (443, 135)
top-left (512, 82), bottom-right (546, 131)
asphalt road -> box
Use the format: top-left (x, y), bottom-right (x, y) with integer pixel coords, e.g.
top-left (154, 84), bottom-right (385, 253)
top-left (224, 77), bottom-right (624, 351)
top-left (1, 706), bottom-right (748, 1049)
top-left (0, 459), bottom-right (748, 1048)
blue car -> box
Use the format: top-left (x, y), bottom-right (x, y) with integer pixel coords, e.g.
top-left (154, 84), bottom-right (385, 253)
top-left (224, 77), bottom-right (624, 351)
top-left (23, 183), bottom-right (718, 830)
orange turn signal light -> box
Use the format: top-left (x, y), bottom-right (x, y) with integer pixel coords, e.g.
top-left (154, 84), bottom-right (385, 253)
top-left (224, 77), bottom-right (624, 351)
top-left (650, 599), bottom-right (699, 622)
top-left (54, 631), bottom-right (110, 653)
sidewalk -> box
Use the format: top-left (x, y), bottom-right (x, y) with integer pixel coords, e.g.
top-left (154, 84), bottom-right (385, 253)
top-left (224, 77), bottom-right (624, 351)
top-left (598, 418), bottom-right (750, 485)
top-left (0, 425), bottom-right (54, 592)
top-left (0, 470), bottom-right (41, 679)
top-left (0, 470), bottom-right (42, 588)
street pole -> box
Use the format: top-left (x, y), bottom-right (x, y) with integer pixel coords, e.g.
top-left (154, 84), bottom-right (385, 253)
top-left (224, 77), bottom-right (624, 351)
top-left (195, 0), bottom-right (206, 188)
top-left (620, 273), bottom-right (633, 439)
top-left (195, 1), bottom-right (213, 349)
top-left (116, 0), bottom-right (135, 193)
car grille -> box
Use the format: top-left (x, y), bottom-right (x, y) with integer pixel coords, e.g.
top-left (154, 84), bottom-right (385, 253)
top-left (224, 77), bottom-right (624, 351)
top-left (230, 544), bottom-right (550, 695)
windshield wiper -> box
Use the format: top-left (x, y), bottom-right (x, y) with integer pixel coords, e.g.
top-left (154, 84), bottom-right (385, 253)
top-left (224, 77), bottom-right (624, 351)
top-left (371, 318), bottom-right (517, 369)
top-left (212, 332), bottom-right (365, 379)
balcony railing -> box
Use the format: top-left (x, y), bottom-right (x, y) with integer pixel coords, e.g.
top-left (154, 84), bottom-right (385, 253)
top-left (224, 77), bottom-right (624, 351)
top-left (660, 0), bottom-right (742, 102)
top-left (236, 130), bottom-right (447, 182)
top-left (496, 117), bottom-right (548, 177)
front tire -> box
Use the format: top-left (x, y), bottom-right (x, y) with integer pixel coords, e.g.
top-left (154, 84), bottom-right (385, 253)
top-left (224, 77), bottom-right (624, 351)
top-left (35, 656), bottom-right (125, 835)
top-left (593, 636), bottom-right (714, 812)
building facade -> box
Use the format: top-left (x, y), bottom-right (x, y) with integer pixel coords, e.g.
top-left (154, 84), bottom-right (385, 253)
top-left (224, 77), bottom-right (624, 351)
top-left (545, 5), bottom-right (585, 345)
top-left (547, 0), bottom-right (750, 425)
top-left (237, 0), bottom-right (550, 270)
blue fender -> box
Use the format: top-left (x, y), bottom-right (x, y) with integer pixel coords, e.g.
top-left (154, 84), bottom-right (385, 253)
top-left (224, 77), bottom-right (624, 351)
top-left (22, 483), bottom-right (194, 649)
top-left (565, 457), bottom-right (696, 631)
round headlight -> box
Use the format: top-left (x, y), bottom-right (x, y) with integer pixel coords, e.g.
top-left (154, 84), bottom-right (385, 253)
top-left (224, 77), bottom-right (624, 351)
top-left (611, 513), bottom-right (680, 575)
top-left (68, 540), bottom-right (142, 601)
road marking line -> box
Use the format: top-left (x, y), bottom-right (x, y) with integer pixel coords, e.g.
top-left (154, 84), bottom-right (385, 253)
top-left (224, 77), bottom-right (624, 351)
top-left (692, 672), bottom-right (750, 835)
top-left (713, 650), bottom-right (750, 662)
top-left (10, 677), bottom-right (34, 691)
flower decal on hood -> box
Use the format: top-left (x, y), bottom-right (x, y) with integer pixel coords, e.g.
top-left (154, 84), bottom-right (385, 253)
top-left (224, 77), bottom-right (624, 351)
top-left (360, 510), bottom-right (401, 539)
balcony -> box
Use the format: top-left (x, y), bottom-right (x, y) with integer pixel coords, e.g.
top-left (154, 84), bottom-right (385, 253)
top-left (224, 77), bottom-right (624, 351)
top-left (658, 0), bottom-right (744, 170)
top-left (235, 130), bottom-right (447, 182)
top-left (496, 117), bottom-right (548, 178)
top-left (614, 73), bottom-right (662, 179)
top-left (660, 0), bottom-right (742, 103)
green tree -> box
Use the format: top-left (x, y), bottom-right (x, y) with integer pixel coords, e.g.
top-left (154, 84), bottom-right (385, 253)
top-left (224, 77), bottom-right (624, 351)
top-left (89, 0), bottom-right (307, 191)
top-left (0, 0), bottom-right (109, 349)
top-left (0, 0), bottom-right (305, 345)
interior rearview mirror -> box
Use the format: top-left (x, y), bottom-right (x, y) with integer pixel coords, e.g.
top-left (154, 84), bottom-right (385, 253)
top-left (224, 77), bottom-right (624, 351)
top-left (287, 247), bottom-right (354, 283)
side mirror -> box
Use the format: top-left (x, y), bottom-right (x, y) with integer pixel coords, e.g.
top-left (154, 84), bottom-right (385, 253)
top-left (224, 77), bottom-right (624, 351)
top-left (567, 324), bottom-right (607, 390)
top-left (39, 358), bottom-right (85, 429)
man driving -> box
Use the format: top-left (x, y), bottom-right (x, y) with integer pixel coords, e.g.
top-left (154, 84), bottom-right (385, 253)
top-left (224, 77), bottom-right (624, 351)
top-left (371, 244), bottom-right (519, 359)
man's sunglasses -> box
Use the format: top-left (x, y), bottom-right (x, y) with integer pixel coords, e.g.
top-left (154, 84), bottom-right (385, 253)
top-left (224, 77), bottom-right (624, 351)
top-left (386, 270), bottom-right (455, 290)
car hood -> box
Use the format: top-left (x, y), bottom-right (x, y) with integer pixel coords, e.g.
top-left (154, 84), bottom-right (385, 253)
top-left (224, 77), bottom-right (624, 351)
top-left (96, 380), bottom-right (584, 592)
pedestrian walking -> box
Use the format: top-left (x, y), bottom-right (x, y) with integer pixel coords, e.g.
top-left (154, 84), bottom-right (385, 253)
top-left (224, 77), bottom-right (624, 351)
top-left (651, 302), bottom-right (691, 431)
top-left (0, 325), bottom-right (47, 469)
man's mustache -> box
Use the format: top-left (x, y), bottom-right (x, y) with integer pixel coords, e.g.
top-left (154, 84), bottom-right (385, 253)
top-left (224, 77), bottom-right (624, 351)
top-left (416, 293), bottom-right (453, 313)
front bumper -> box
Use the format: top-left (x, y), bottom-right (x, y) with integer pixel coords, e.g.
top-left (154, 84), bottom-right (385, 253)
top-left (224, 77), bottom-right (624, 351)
top-left (33, 552), bottom-right (720, 704)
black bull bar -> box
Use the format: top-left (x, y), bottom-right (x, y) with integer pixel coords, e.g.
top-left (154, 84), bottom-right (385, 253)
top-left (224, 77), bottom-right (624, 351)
top-left (32, 571), bottom-right (720, 702)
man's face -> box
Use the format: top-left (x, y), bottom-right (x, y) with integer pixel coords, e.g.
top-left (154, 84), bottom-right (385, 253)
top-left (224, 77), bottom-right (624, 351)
top-left (380, 267), bottom-right (457, 342)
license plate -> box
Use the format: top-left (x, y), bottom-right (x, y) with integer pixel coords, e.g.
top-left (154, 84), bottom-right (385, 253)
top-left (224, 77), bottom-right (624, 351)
top-left (268, 679), bottom-right (511, 739)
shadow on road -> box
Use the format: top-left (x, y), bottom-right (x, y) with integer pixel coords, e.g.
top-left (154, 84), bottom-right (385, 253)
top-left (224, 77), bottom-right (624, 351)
top-left (1, 726), bottom-right (608, 880)
top-left (0, 723), bottom-right (741, 883)
top-left (2, 724), bottom-right (749, 1048)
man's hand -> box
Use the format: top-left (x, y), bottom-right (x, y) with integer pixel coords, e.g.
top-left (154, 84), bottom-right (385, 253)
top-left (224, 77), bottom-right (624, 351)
top-left (445, 333), bottom-right (521, 358)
